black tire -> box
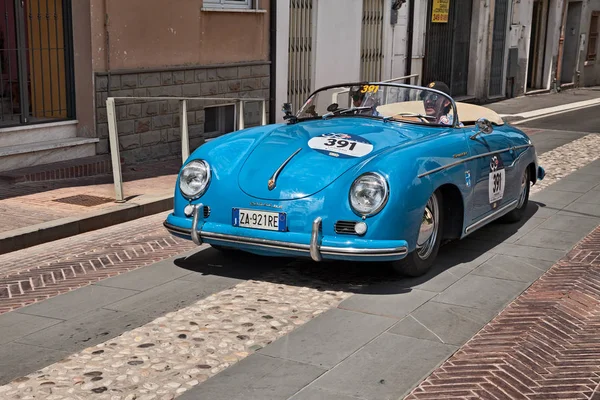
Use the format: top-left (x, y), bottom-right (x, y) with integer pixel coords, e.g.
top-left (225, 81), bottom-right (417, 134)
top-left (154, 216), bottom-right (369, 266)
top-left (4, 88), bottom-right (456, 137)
top-left (500, 167), bottom-right (530, 223)
top-left (391, 190), bottom-right (444, 277)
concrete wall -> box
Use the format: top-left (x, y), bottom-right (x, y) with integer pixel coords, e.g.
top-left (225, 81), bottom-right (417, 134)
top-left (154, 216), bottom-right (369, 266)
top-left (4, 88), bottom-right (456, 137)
top-left (94, 63), bottom-right (270, 163)
top-left (72, 1), bottom-right (95, 138)
top-left (312, 0), bottom-right (363, 89)
top-left (87, 0), bottom-right (271, 164)
top-left (90, 0), bottom-right (269, 71)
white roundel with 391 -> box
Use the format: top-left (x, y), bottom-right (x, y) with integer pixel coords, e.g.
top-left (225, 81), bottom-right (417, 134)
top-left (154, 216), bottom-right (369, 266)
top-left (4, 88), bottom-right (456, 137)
top-left (308, 133), bottom-right (374, 158)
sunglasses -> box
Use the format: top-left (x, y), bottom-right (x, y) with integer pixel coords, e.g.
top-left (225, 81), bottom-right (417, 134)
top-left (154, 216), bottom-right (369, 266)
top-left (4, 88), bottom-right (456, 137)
top-left (421, 93), bottom-right (440, 102)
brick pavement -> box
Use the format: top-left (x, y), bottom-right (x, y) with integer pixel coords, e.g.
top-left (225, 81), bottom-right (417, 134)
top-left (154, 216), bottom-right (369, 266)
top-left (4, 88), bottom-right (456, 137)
top-left (405, 224), bottom-right (600, 400)
top-left (0, 157), bottom-right (180, 233)
top-left (0, 212), bottom-right (196, 314)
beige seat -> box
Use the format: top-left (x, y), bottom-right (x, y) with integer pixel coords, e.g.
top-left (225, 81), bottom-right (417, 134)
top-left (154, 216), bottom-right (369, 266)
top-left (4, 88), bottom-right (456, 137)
top-left (376, 101), bottom-right (504, 127)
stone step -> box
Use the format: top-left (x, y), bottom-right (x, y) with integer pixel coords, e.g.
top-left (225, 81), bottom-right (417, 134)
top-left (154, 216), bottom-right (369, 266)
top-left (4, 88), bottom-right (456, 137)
top-left (0, 137), bottom-right (99, 172)
top-left (0, 120), bottom-right (78, 147)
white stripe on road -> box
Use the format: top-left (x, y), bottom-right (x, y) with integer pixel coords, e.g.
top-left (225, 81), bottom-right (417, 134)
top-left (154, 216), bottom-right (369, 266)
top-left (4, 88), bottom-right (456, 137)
top-left (512, 102), bottom-right (600, 125)
top-left (503, 98), bottom-right (600, 121)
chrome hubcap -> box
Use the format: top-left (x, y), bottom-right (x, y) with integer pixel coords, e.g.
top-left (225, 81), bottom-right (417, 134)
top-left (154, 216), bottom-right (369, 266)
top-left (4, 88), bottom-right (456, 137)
top-left (517, 169), bottom-right (529, 208)
top-left (417, 194), bottom-right (439, 260)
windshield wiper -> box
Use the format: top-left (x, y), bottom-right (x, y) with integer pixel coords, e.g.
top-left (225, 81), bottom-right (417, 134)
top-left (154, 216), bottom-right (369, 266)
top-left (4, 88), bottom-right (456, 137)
top-left (394, 112), bottom-right (436, 122)
top-left (322, 106), bottom-right (374, 119)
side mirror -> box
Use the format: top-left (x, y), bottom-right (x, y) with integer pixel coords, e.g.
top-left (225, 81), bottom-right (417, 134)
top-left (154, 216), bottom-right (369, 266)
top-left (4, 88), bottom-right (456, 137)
top-left (471, 118), bottom-right (493, 139)
top-left (282, 102), bottom-right (297, 123)
top-left (282, 102), bottom-right (293, 116)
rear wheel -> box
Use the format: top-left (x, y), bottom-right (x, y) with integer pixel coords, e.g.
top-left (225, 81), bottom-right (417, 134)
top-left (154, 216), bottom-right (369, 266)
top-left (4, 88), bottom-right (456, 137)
top-left (391, 190), bottom-right (444, 277)
top-left (500, 167), bottom-right (530, 223)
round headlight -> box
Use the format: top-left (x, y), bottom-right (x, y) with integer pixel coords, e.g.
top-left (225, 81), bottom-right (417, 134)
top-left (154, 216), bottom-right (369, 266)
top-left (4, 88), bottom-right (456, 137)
top-left (179, 160), bottom-right (211, 199)
top-left (349, 172), bottom-right (389, 217)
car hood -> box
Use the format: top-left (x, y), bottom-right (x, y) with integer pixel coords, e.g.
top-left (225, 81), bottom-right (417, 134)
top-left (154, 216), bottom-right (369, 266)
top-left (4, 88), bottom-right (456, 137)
top-left (237, 118), bottom-right (420, 200)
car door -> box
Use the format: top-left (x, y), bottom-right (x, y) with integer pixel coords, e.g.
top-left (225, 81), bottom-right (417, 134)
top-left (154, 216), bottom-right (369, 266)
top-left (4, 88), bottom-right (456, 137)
top-left (464, 127), bottom-right (516, 222)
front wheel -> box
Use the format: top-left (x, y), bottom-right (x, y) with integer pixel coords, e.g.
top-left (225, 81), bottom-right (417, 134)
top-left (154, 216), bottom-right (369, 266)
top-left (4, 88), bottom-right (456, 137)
top-left (391, 190), bottom-right (444, 277)
top-left (499, 167), bottom-right (530, 223)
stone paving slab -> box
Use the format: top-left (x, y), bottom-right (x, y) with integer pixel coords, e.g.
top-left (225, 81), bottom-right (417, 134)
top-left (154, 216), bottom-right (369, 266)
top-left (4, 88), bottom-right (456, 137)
top-left (177, 354), bottom-right (326, 400)
top-left (471, 254), bottom-right (550, 283)
top-left (391, 302), bottom-right (498, 346)
top-left (259, 308), bottom-right (396, 369)
top-left (0, 343), bottom-right (70, 385)
top-left (306, 333), bottom-right (458, 400)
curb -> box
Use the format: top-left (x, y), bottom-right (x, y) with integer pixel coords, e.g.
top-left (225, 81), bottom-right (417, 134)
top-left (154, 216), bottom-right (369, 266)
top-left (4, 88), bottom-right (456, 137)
top-left (0, 195), bottom-right (173, 256)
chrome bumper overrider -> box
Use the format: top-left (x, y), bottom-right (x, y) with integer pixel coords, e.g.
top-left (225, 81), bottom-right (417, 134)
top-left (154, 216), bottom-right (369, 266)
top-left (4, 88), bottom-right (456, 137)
top-left (163, 204), bottom-right (408, 262)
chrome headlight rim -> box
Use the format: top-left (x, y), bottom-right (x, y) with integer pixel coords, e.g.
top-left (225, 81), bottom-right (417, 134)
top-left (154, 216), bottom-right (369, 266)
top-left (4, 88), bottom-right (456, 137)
top-left (348, 172), bottom-right (389, 218)
top-left (179, 159), bottom-right (211, 200)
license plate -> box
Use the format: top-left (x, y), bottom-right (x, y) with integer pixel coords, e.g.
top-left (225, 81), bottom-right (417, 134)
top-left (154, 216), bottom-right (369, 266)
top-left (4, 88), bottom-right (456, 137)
top-left (232, 208), bottom-right (287, 232)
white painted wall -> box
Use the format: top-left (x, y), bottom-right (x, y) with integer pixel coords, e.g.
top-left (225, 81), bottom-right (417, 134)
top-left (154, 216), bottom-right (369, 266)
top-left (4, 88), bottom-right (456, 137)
top-left (411, 0), bottom-right (429, 86)
top-left (469, 0), bottom-right (491, 99)
top-left (312, 0), bottom-right (363, 89)
top-left (275, 0), bottom-right (291, 123)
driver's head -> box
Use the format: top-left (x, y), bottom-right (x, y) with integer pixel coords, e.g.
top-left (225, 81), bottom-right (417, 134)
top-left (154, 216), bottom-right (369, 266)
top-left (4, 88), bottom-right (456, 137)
top-left (349, 85), bottom-right (366, 107)
top-left (422, 81), bottom-right (451, 118)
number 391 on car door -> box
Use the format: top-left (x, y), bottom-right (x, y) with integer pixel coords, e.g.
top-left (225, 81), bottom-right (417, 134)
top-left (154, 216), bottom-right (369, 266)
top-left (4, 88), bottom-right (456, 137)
top-left (488, 155), bottom-right (505, 203)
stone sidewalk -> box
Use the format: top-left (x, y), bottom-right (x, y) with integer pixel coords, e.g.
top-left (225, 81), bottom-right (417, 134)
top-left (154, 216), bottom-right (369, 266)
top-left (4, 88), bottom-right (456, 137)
top-left (0, 157), bottom-right (181, 255)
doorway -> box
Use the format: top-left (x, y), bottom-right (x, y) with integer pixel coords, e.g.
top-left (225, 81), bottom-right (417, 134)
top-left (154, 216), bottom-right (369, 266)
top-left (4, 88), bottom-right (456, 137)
top-left (560, 1), bottom-right (583, 85)
top-left (423, 0), bottom-right (473, 97)
top-left (526, 0), bottom-right (549, 90)
top-left (0, 0), bottom-right (74, 128)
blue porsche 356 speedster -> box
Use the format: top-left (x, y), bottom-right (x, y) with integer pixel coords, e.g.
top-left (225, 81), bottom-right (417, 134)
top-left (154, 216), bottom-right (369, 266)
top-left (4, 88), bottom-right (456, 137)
top-left (163, 82), bottom-right (545, 276)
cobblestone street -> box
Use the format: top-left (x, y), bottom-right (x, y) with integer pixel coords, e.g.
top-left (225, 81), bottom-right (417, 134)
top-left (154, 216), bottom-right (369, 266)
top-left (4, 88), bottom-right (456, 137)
top-left (0, 112), bottom-right (599, 399)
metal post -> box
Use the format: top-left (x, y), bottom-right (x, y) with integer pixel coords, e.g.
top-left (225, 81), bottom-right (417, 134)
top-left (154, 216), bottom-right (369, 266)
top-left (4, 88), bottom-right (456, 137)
top-left (261, 99), bottom-right (267, 125)
top-left (14, 0), bottom-right (30, 123)
top-left (238, 100), bottom-right (245, 130)
top-left (180, 99), bottom-right (190, 163)
top-left (106, 98), bottom-right (124, 202)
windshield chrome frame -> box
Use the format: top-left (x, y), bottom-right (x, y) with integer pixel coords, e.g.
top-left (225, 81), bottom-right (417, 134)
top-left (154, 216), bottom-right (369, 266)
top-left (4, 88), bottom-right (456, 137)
top-left (296, 81), bottom-right (461, 129)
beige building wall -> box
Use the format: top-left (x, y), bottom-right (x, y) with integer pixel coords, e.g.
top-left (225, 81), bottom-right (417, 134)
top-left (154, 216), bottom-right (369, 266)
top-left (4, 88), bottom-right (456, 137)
top-left (90, 0), bottom-right (270, 72)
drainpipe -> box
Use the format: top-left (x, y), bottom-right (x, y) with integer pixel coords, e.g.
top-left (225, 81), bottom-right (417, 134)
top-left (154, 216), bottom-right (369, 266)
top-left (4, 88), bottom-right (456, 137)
top-left (555, 1), bottom-right (568, 90)
top-left (104, 0), bottom-right (111, 97)
top-left (405, 0), bottom-right (415, 78)
top-left (269, 0), bottom-right (276, 123)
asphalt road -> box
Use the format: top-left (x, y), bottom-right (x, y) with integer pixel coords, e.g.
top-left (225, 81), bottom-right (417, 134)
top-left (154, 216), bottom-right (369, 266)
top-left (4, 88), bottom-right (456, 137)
top-left (518, 104), bottom-right (600, 133)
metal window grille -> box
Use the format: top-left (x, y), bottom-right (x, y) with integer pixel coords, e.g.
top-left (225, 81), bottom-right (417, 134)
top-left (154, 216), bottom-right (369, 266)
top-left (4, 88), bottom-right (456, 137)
top-left (360, 0), bottom-right (384, 82)
top-left (587, 11), bottom-right (599, 62)
top-left (0, 0), bottom-right (74, 127)
top-left (287, 0), bottom-right (313, 112)
top-left (489, 0), bottom-right (510, 97)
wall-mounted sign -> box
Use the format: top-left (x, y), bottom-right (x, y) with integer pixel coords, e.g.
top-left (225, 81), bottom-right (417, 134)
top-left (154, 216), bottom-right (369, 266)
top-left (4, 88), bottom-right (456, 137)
top-left (432, 0), bottom-right (450, 23)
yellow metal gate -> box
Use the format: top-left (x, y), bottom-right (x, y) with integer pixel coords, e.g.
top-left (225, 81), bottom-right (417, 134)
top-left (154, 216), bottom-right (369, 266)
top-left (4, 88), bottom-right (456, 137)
top-left (360, 0), bottom-right (384, 82)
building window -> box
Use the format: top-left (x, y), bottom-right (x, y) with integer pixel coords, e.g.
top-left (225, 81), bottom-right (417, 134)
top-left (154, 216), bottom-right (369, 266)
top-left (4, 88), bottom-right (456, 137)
top-left (587, 11), bottom-right (599, 62)
top-left (204, 104), bottom-right (235, 137)
top-left (203, 0), bottom-right (252, 9)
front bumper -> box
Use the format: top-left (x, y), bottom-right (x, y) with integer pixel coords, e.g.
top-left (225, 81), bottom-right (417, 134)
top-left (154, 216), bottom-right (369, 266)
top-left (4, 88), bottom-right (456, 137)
top-left (164, 205), bottom-right (408, 262)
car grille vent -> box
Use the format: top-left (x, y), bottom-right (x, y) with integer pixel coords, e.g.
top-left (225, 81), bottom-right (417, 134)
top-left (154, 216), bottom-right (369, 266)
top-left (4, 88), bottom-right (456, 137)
top-left (334, 220), bottom-right (358, 235)
top-left (203, 206), bottom-right (211, 218)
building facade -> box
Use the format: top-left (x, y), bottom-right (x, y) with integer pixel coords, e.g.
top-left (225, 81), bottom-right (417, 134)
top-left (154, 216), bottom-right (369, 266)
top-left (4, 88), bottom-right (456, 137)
top-left (0, 0), bottom-right (271, 172)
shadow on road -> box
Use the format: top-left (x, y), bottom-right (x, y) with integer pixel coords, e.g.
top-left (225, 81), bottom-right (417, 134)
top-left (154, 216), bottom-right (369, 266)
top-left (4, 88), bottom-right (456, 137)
top-left (173, 201), bottom-right (549, 295)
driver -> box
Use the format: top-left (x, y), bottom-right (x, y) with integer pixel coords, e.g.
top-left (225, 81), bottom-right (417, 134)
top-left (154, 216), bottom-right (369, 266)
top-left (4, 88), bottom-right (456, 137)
top-left (422, 81), bottom-right (459, 126)
top-left (349, 85), bottom-right (379, 116)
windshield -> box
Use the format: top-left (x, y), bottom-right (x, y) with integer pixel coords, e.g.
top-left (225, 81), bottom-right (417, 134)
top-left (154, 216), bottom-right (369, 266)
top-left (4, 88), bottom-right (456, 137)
top-left (296, 83), bottom-right (458, 127)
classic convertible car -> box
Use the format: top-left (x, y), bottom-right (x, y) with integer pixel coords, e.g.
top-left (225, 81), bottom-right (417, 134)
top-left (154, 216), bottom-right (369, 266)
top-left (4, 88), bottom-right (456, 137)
top-left (163, 82), bottom-right (545, 276)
